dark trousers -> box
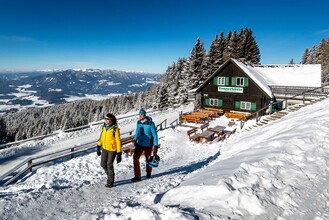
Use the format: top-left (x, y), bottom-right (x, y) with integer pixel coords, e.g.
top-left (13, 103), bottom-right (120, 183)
top-left (101, 149), bottom-right (117, 185)
top-left (133, 145), bottom-right (153, 177)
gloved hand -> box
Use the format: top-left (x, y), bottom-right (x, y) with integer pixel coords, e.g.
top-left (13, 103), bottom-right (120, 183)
top-left (116, 152), bottom-right (122, 164)
top-left (153, 146), bottom-right (158, 156)
top-left (97, 145), bottom-right (101, 156)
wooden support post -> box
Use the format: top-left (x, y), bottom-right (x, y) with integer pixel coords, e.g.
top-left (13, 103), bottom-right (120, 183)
top-left (71, 148), bottom-right (75, 158)
top-left (28, 159), bottom-right (33, 173)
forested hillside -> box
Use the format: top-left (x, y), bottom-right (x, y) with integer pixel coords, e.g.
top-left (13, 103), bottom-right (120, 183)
top-left (0, 90), bottom-right (155, 143)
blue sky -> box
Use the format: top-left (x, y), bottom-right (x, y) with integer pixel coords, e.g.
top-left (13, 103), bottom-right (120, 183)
top-left (0, 0), bottom-right (329, 73)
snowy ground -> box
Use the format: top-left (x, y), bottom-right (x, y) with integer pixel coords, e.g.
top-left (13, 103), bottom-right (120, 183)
top-left (1, 99), bottom-right (329, 219)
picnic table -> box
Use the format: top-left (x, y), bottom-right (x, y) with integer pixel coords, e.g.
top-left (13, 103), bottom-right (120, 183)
top-left (209, 125), bottom-right (226, 136)
top-left (198, 130), bottom-right (215, 143)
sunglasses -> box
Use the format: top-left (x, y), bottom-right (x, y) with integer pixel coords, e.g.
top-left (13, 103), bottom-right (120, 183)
top-left (105, 118), bottom-right (110, 120)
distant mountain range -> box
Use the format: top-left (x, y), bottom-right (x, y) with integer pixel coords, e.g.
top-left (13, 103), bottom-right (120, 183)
top-left (0, 69), bottom-right (161, 113)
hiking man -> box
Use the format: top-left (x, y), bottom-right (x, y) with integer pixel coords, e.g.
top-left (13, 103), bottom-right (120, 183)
top-left (131, 109), bottom-right (159, 182)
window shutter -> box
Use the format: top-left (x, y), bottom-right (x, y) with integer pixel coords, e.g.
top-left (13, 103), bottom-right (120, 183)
top-left (244, 78), bottom-right (249, 87)
top-left (235, 101), bottom-right (240, 109)
top-left (204, 98), bottom-right (210, 106)
top-left (225, 77), bottom-right (229, 86)
top-left (251, 103), bottom-right (257, 110)
top-left (214, 77), bottom-right (219, 85)
top-left (231, 77), bottom-right (236, 86)
top-left (218, 99), bottom-right (223, 107)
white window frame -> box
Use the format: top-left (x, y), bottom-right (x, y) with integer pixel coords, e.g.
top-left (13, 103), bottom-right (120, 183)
top-left (209, 98), bottom-right (218, 106)
top-left (236, 77), bottom-right (244, 86)
top-left (240, 101), bottom-right (251, 110)
top-left (217, 77), bottom-right (226, 86)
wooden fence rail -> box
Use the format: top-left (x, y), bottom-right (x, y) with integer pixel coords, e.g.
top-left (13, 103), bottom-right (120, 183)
top-left (0, 106), bottom-right (181, 150)
top-left (1, 117), bottom-right (181, 186)
top-left (0, 130), bottom-right (133, 186)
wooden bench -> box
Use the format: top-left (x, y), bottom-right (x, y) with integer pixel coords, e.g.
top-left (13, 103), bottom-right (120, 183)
top-left (204, 108), bottom-right (224, 115)
top-left (181, 114), bottom-right (202, 123)
top-left (198, 109), bottom-right (219, 117)
top-left (212, 134), bottom-right (226, 143)
top-left (121, 136), bottom-right (161, 155)
top-left (190, 111), bottom-right (210, 119)
top-left (225, 112), bottom-right (249, 120)
top-left (225, 128), bottom-right (237, 138)
top-left (200, 122), bottom-right (209, 131)
top-left (187, 127), bottom-right (200, 142)
top-left (212, 127), bottom-right (237, 143)
top-left (121, 136), bottom-right (135, 155)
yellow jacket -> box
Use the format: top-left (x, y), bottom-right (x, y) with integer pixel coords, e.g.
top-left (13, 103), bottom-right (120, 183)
top-left (97, 124), bottom-right (122, 153)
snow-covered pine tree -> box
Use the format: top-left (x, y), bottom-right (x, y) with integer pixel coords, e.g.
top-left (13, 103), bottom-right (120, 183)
top-left (222, 31), bottom-right (232, 63)
top-left (239, 28), bottom-right (261, 64)
top-left (189, 38), bottom-right (206, 89)
top-left (206, 34), bottom-right (222, 78)
top-left (319, 38), bottom-right (329, 83)
top-left (0, 118), bottom-right (7, 144)
top-left (301, 48), bottom-right (309, 64)
top-left (306, 45), bottom-right (320, 64)
top-left (165, 62), bottom-right (178, 106)
top-left (177, 57), bottom-right (190, 104)
top-left (230, 31), bottom-right (240, 59)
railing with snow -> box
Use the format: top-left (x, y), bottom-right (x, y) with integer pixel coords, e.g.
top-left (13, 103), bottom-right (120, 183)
top-left (0, 106), bottom-right (185, 150)
top-left (0, 116), bottom-right (180, 186)
top-left (237, 83), bottom-right (329, 129)
top-left (0, 130), bottom-right (133, 186)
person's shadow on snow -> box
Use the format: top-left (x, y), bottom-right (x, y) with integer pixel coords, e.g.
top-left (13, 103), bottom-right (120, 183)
top-left (114, 150), bottom-right (221, 196)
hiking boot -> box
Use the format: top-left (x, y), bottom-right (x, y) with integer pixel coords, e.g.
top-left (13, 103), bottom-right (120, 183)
top-left (146, 172), bottom-right (151, 178)
top-left (105, 183), bottom-right (113, 188)
top-left (131, 176), bottom-right (141, 182)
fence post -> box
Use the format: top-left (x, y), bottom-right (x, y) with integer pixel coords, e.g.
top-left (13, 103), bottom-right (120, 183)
top-left (71, 148), bottom-right (75, 158)
top-left (28, 159), bottom-right (33, 173)
top-left (179, 111), bottom-right (182, 124)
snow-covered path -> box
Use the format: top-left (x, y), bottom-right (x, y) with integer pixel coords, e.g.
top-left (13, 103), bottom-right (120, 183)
top-left (0, 123), bottom-right (222, 219)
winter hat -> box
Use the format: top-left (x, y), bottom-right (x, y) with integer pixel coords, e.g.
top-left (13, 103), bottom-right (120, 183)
top-left (139, 108), bottom-right (146, 116)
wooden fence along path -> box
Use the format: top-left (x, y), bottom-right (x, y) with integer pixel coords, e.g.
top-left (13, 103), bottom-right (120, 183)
top-left (0, 107), bottom-right (179, 150)
top-left (0, 118), bottom-right (170, 186)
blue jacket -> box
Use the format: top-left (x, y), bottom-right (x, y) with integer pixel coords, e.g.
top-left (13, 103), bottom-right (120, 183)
top-left (134, 116), bottom-right (158, 148)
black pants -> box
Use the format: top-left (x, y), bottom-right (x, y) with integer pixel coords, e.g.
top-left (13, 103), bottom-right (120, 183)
top-left (101, 149), bottom-right (117, 185)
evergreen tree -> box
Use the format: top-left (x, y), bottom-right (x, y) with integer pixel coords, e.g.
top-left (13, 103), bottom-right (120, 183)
top-left (218, 32), bottom-right (226, 65)
top-left (206, 34), bottom-right (222, 77)
top-left (189, 38), bottom-right (206, 89)
top-left (177, 57), bottom-right (190, 103)
top-left (319, 38), bottom-right (329, 83)
top-left (0, 118), bottom-right (7, 144)
top-left (230, 31), bottom-right (240, 59)
top-left (240, 28), bottom-right (260, 64)
top-left (222, 31), bottom-right (232, 63)
top-left (301, 48), bottom-right (309, 64)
